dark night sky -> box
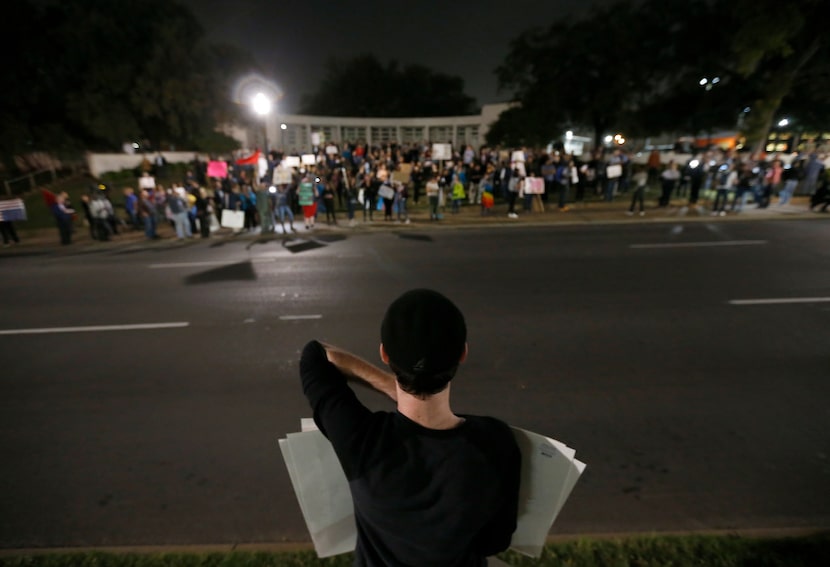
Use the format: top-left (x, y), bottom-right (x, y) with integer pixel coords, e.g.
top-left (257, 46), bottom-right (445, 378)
top-left (179, 0), bottom-right (606, 114)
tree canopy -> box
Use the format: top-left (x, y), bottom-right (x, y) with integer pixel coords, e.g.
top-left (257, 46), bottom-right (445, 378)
top-left (1, 0), bottom-right (255, 165)
top-left (490, 0), bottom-right (830, 151)
top-left (300, 54), bottom-right (477, 117)
top-left (6, 0), bottom-right (829, 171)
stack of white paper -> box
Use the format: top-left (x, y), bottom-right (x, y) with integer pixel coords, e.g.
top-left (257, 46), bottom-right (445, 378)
top-left (278, 420), bottom-right (585, 559)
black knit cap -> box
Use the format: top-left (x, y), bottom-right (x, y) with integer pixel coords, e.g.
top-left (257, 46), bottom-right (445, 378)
top-left (381, 289), bottom-right (467, 375)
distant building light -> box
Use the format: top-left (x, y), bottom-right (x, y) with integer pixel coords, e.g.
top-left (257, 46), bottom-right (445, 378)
top-left (280, 123), bottom-right (287, 130)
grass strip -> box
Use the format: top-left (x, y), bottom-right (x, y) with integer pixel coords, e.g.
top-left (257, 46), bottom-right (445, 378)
top-left (2, 533), bottom-right (829, 567)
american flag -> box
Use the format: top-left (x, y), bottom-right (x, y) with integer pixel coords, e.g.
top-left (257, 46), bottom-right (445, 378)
top-left (0, 198), bottom-right (27, 222)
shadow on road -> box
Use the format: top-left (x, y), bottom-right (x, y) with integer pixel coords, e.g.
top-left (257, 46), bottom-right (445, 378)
top-left (396, 233), bottom-right (433, 242)
top-left (183, 260), bottom-right (257, 285)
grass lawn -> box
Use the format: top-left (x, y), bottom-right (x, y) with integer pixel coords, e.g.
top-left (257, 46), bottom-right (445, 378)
top-left (1, 533), bottom-right (829, 567)
top-left (15, 167), bottom-right (189, 234)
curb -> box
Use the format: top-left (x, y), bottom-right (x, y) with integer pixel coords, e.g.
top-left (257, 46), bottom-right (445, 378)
top-left (2, 198), bottom-right (826, 257)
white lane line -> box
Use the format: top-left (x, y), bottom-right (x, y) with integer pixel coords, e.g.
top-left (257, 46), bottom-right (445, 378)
top-left (729, 297), bottom-right (830, 306)
top-left (0, 322), bottom-right (190, 336)
top-left (630, 240), bottom-right (767, 249)
top-left (279, 314), bottom-right (323, 320)
top-left (149, 259), bottom-right (273, 269)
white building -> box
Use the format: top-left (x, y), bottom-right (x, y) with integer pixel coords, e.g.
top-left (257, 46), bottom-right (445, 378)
top-left (86, 103), bottom-right (514, 177)
top-left (227, 103), bottom-right (513, 154)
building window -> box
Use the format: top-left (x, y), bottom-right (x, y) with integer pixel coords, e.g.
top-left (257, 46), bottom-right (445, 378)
top-left (429, 126), bottom-right (452, 144)
top-left (316, 126), bottom-right (336, 144)
top-left (371, 126), bottom-right (397, 145)
top-left (455, 125), bottom-right (480, 147)
top-left (281, 125), bottom-right (307, 153)
top-left (342, 127), bottom-right (366, 143)
top-left (401, 127), bottom-right (424, 143)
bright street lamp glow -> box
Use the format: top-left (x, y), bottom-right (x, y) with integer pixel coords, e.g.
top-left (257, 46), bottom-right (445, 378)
top-left (778, 118), bottom-right (789, 127)
top-left (280, 123), bottom-right (287, 130)
top-left (565, 130), bottom-right (573, 139)
top-left (604, 135), bottom-right (613, 144)
top-left (252, 92), bottom-right (272, 116)
top-left (699, 77), bottom-right (708, 86)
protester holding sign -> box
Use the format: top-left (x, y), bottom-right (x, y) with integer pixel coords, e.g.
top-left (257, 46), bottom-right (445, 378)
top-left (298, 288), bottom-right (521, 566)
top-left (298, 175), bottom-right (317, 230)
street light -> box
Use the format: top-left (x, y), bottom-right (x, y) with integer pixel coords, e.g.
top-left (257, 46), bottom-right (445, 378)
top-left (252, 92), bottom-right (272, 153)
top-left (698, 76), bottom-right (721, 147)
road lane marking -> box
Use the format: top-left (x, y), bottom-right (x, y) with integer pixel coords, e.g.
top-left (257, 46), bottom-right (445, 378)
top-left (149, 259), bottom-right (273, 269)
top-left (729, 297), bottom-right (830, 306)
top-left (0, 322), bottom-right (190, 335)
top-left (630, 240), bottom-right (767, 249)
top-left (279, 315), bottom-right (322, 320)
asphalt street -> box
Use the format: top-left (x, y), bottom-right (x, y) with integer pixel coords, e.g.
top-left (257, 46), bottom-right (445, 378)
top-left (1, 218), bottom-right (829, 549)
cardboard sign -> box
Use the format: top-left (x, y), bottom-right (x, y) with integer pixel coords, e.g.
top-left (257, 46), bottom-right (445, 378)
top-left (301, 154), bottom-right (317, 166)
top-left (606, 164), bottom-right (623, 179)
top-left (391, 163), bottom-right (412, 183)
top-left (273, 167), bottom-right (293, 185)
top-left (511, 150), bottom-right (526, 163)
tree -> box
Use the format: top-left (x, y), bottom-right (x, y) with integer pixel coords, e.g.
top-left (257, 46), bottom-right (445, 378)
top-left (491, 0), bottom-right (715, 149)
top-left (300, 54), bottom-right (477, 117)
top-left (491, 0), bottom-right (830, 153)
top-left (0, 0), bottom-right (250, 167)
top-left (725, 0), bottom-right (830, 153)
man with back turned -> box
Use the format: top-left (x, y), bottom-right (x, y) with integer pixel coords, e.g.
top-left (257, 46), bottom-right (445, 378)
top-left (299, 288), bottom-right (521, 566)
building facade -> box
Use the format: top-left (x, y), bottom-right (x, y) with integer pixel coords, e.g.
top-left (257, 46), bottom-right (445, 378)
top-left (234, 103), bottom-right (513, 154)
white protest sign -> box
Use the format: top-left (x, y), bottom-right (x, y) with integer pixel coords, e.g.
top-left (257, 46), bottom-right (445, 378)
top-left (138, 175), bottom-right (156, 189)
top-left (282, 156), bottom-right (301, 168)
top-left (279, 420), bottom-right (585, 559)
top-left (432, 143), bottom-right (452, 161)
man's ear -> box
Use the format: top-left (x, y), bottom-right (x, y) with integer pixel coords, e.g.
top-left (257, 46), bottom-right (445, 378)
top-left (459, 342), bottom-right (468, 364)
top-left (379, 343), bottom-right (390, 364)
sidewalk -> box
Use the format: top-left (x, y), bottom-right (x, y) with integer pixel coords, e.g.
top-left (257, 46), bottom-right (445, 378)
top-left (2, 195), bottom-right (824, 256)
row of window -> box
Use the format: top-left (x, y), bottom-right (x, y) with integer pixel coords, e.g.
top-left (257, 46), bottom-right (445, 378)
top-left (278, 124), bottom-right (480, 151)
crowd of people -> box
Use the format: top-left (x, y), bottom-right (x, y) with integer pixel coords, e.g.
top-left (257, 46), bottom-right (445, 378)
top-left (37, 140), bottom-right (830, 246)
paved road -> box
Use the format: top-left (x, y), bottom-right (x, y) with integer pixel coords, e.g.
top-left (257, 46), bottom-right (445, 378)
top-left (1, 217), bottom-right (829, 549)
